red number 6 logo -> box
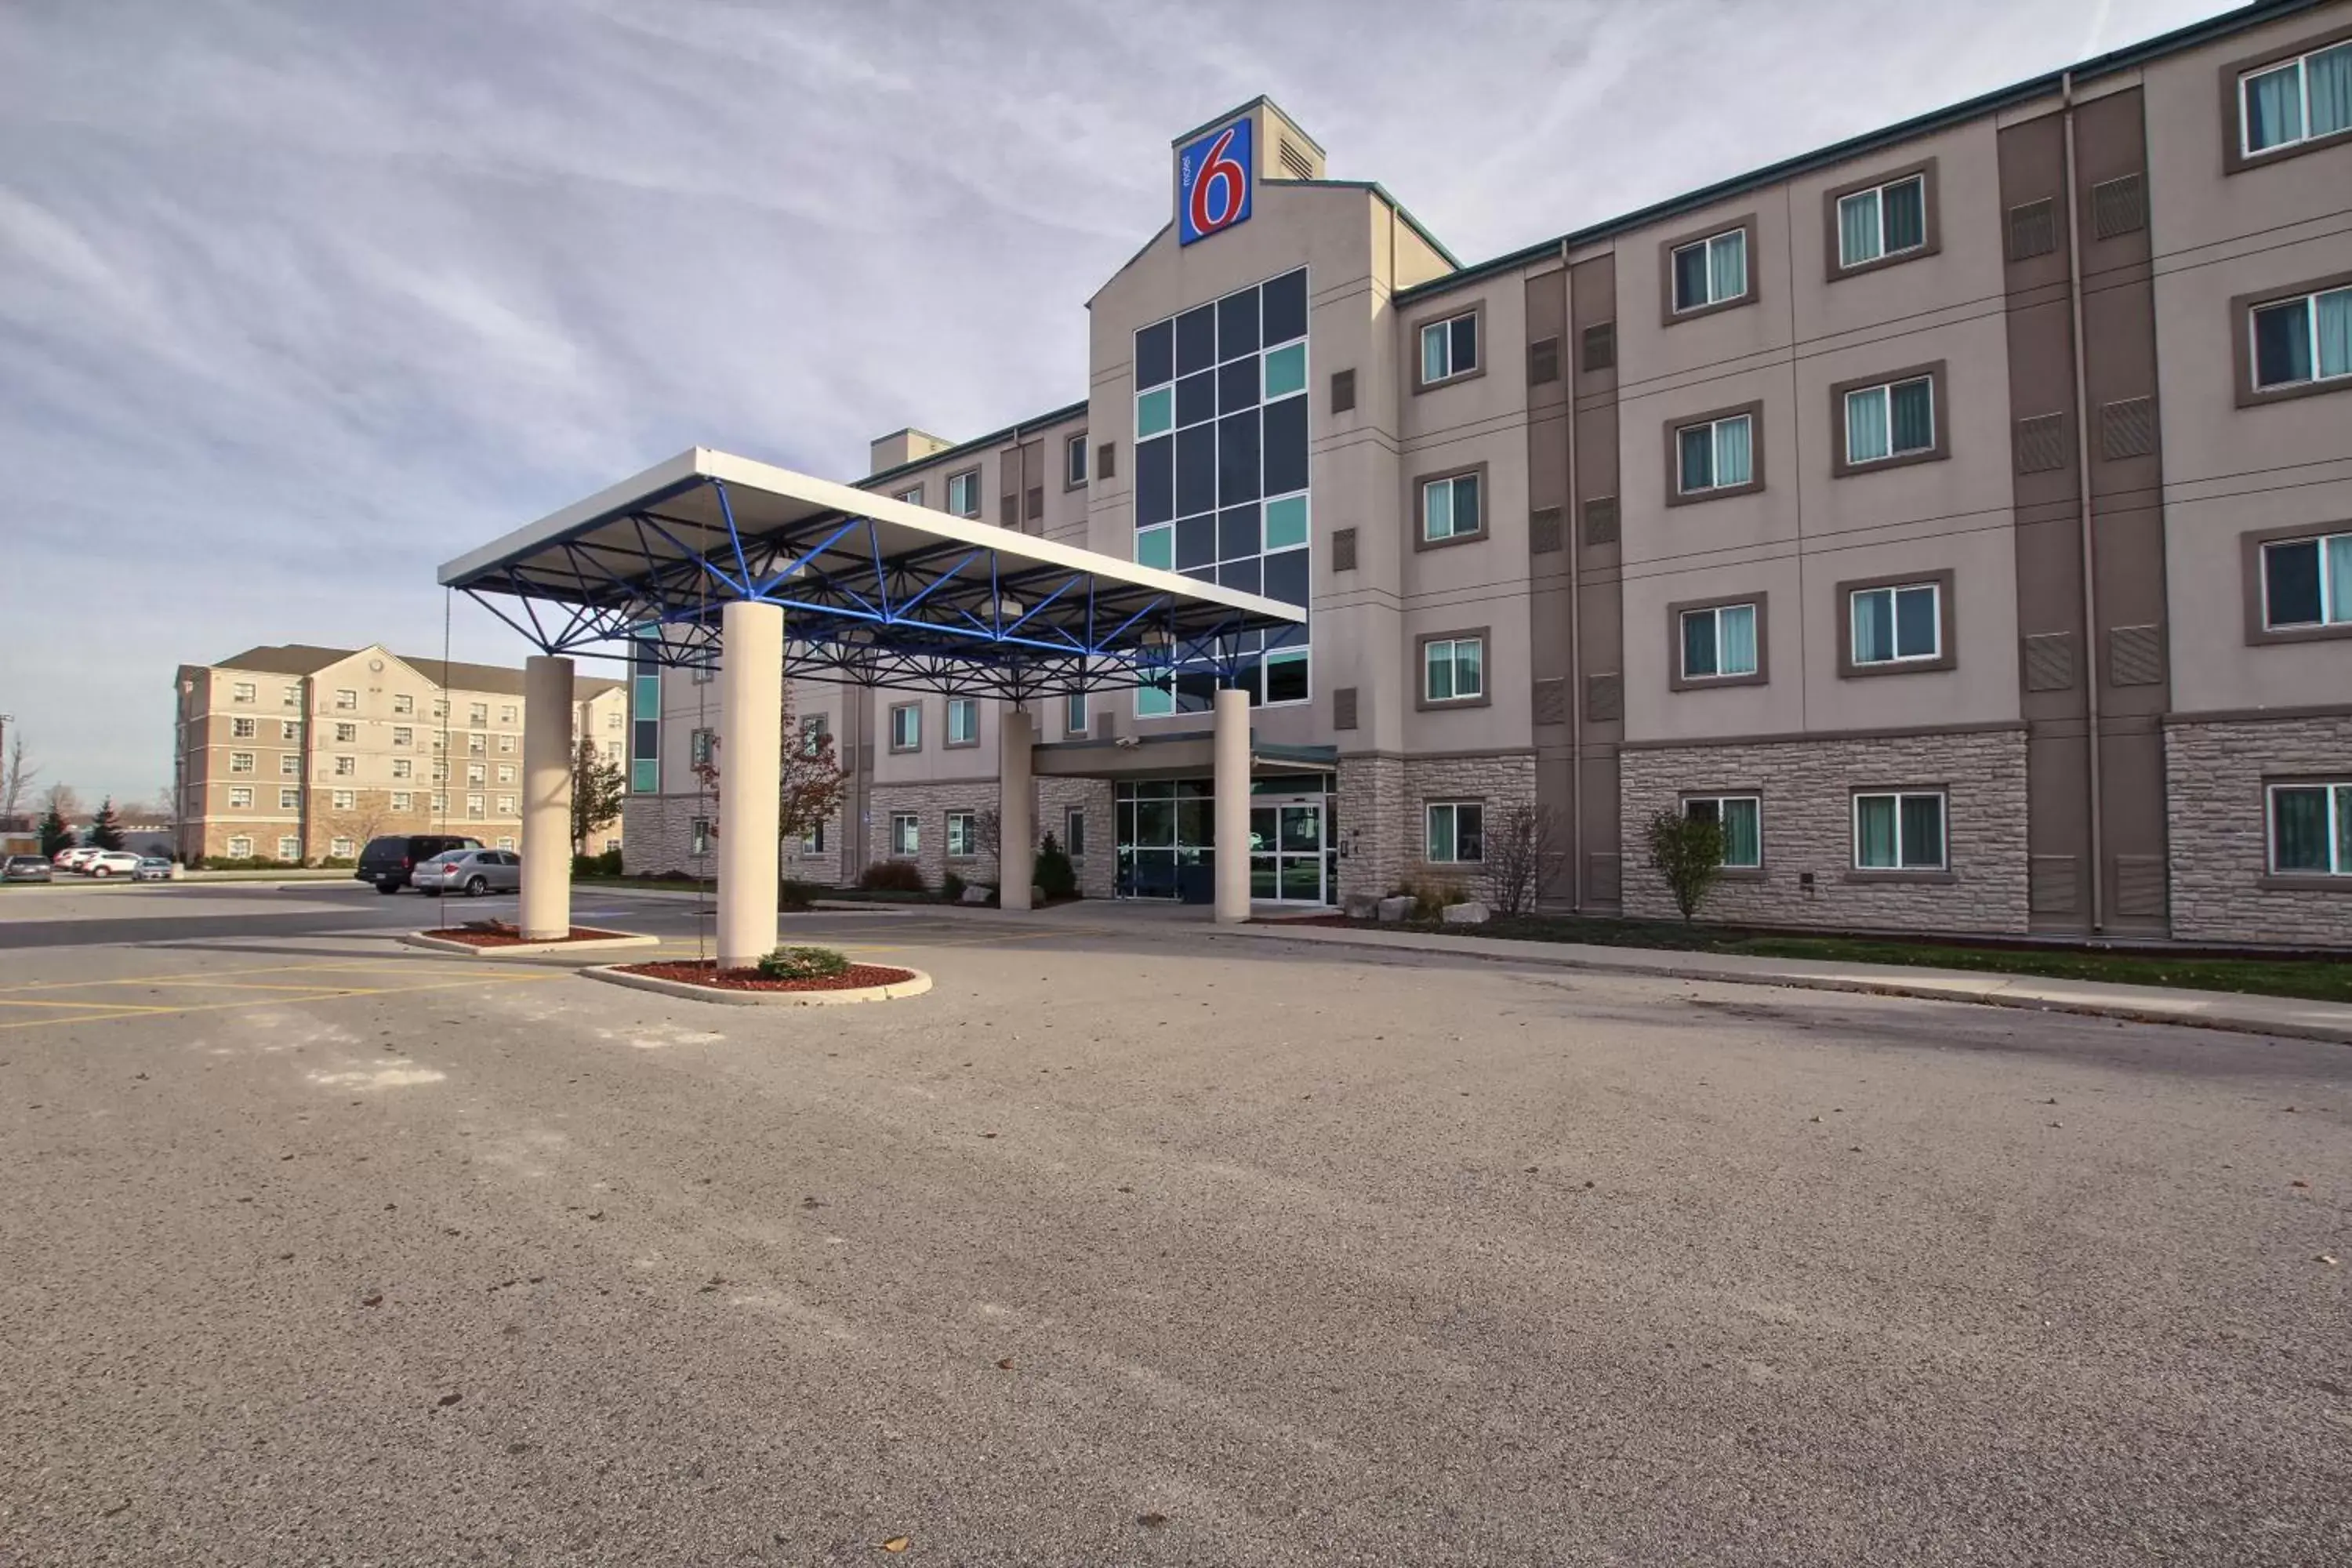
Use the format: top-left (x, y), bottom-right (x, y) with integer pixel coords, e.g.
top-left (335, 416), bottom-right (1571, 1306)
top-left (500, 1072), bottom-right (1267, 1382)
top-left (1190, 128), bottom-right (1246, 237)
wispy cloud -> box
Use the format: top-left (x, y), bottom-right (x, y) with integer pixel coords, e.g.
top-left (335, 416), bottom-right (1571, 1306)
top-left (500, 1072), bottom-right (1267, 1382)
top-left (0, 0), bottom-right (2226, 800)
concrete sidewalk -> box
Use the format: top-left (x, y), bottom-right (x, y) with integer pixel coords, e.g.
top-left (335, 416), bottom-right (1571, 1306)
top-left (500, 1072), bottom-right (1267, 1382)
top-left (1214, 920), bottom-right (2352, 1045)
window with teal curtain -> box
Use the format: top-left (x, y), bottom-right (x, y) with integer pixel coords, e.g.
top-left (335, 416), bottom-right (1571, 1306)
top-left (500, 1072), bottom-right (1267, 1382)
top-left (1708, 230), bottom-right (1747, 302)
top-left (1682, 608), bottom-right (1718, 677)
top-left (2328, 534), bottom-right (2352, 624)
top-left (1838, 190), bottom-right (1880, 267)
top-left (1899, 794), bottom-right (1946, 868)
top-left (1718, 603), bottom-right (1758, 674)
top-left (2254, 297), bottom-right (2314, 387)
top-left (1889, 378), bottom-right (1934, 452)
top-left (1893, 583), bottom-right (1939, 657)
top-left (1678, 425), bottom-right (1714, 492)
top-left (1882, 177), bottom-right (1926, 252)
top-left (2311, 43), bottom-right (2352, 138)
top-left (1854, 796), bottom-right (1899, 867)
top-left (1421, 323), bottom-right (1448, 385)
top-left (2339, 786), bottom-right (2352, 873)
top-left (2270, 786), bottom-right (2333, 872)
top-left (1852, 588), bottom-right (1892, 662)
top-left (2317, 287), bottom-right (2351, 379)
top-left (1846, 386), bottom-right (1889, 463)
top-left (2243, 61), bottom-right (2304, 151)
top-left (1715, 415), bottom-right (1752, 486)
top-left (1672, 242), bottom-right (1711, 310)
top-left (1720, 798), bottom-right (1761, 867)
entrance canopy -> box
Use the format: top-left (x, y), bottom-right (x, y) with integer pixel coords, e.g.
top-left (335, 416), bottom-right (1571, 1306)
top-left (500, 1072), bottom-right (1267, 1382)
top-left (437, 448), bottom-right (1304, 702)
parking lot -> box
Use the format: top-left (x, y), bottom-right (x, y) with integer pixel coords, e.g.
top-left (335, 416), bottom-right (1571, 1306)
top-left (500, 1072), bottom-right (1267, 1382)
top-left (2, 880), bottom-right (2347, 1565)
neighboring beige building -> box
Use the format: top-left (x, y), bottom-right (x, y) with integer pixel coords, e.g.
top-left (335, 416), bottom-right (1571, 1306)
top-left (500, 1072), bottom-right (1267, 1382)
top-left (627, 0), bottom-right (2352, 945)
top-left (173, 644), bottom-right (626, 864)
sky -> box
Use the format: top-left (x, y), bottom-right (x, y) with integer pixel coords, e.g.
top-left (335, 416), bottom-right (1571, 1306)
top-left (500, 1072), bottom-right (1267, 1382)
top-left (0, 0), bottom-right (2236, 808)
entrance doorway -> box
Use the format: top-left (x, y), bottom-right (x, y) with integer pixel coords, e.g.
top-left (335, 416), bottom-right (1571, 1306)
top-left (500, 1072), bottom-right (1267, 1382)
top-left (1249, 795), bottom-right (1330, 905)
top-left (1114, 773), bottom-right (1335, 905)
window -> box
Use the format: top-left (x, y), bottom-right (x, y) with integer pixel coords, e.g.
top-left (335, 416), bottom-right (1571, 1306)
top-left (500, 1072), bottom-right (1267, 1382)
top-left (1835, 173), bottom-right (1929, 270)
top-left (946, 697), bottom-right (978, 747)
top-left (946, 470), bottom-right (981, 517)
top-left (1416, 309), bottom-right (1479, 387)
top-left (332, 755), bottom-right (355, 776)
top-left (1853, 791), bottom-right (1947, 871)
top-left (498, 734), bottom-right (515, 754)
top-left (278, 787), bottom-right (299, 809)
top-left (394, 757), bottom-right (413, 779)
top-left (432, 760), bottom-right (449, 783)
top-left (1420, 470), bottom-right (1483, 543)
top-left (495, 796), bottom-right (515, 815)
top-left (1842, 374), bottom-right (1936, 466)
top-left (499, 705), bottom-right (517, 726)
top-left (889, 702), bottom-right (920, 752)
top-left (1065, 431), bottom-right (1088, 488)
top-left (226, 836), bottom-right (252, 858)
top-left (2238, 38), bottom-right (2352, 158)
top-left (466, 763), bottom-right (486, 785)
top-left (393, 726), bottom-right (412, 747)
top-left (281, 720), bottom-right (300, 742)
top-left (800, 822), bottom-right (826, 855)
top-left (1679, 602), bottom-right (1760, 681)
top-left (230, 751), bottom-right (255, 774)
top-left (468, 702), bottom-right (488, 725)
top-left (332, 789), bottom-right (354, 811)
top-left (430, 733), bottom-right (444, 751)
top-left (280, 753), bottom-right (300, 777)
top-left (334, 722), bottom-right (356, 743)
top-left (2268, 782), bottom-right (2352, 875)
top-left (393, 694), bottom-right (413, 715)
top-left (689, 727), bottom-right (714, 767)
top-left (608, 711), bottom-right (622, 730)
top-left (1849, 581), bottom-right (1943, 667)
top-left (1675, 412), bottom-right (1755, 495)
top-left (1064, 808), bottom-right (1087, 858)
top-left (2260, 530), bottom-right (2352, 630)
top-left (334, 689), bottom-right (357, 711)
top-left (468, 733), bottom-right (485, 755)
top-left (1065, 691), bottom-right (1089, 738)
top-left (1670, 226), bottom-right (1748, 314)
top-left (227, 786), bottom-right (253, 808)
top-left (230, 717), bottom-right (256, 739)
top-left (230, 681), bottom-right (256, 703)
top-left (495, 837), bottom-right (514, 853)
top-left (688, 662), bottom-right (716, 686)
top-left (431, 699), bottom-right (447, 720)
top-left (605, 740), bottom-right (622, 761)
top-left (282, 684), bottom-right (302, 709)
top-left (466, 794), bottom-right (485, 820)
top-left (891, 813), bottom-right (920, 856)
top-left (893, 485), bottom-right (923, 506)
top-left (430, 793), bottom-right (448, 814)
top-left (1132, 266), bottom-right (1312, 714)
top-left (277, 836), bottom-right (300, 861)
top-left (946, 811), bottom-right (977, 858)
top-left (495, 764), bottom-right (515, 784)
top-left (2249, 285), bottom-right (2352, 392)
top-left (691, 817), bottom-right (711, 856)
top-left (1421, 634), bottom-right (1486, 706)
top-left (391, 791), bottom-right (412, 811)
top-left (800, 715), bottom-right (829, 757)
top-left (1685, 795), bottom-right (1762, 869)
top-left (1425, 801), bottom-right (1484, 864)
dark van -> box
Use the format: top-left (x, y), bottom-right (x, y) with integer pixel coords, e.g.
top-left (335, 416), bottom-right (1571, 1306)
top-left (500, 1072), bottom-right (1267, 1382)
top-left (357, 834), bottom-right (485, 893)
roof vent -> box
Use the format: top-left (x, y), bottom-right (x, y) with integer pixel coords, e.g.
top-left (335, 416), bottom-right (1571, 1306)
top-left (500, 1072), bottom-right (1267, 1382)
top-left (1277, 139), bottom-right (1316, 181)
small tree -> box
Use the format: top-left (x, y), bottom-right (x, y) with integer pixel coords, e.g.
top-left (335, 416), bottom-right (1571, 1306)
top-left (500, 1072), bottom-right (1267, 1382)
top-left (1033, 831), bottom-right (1076, 900)
top-left (570, 735), bottom-right (626, 855)
top-left (1, 732), bottom-right (36, 826)
top-left (1480, 802), bottom-right (1562, 916)
top-left (87, 798), bottom-right (126, 851)
top-left (1642, 807), bottom-right (1726, 924)
top-left (37, 808), bottom-right (73, 857)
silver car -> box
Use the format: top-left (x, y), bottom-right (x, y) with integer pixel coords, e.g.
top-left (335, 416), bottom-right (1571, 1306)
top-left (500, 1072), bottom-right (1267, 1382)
top-left (411, 848), bottom-right (521, 897)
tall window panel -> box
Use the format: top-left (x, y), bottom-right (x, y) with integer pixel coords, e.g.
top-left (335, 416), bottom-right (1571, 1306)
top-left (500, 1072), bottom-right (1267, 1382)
top-left (1132, 267), bottom-right (1311, 713)
top-left (629, 629), bottom-right (662, 793)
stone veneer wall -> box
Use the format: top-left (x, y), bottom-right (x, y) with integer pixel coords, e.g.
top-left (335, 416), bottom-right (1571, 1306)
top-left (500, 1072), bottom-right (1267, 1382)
top-left (1335, 751), bottom-right (1537, 906)
top-left (866, 778), bottom-right (1116, 899)
top-left (1618, 729), bottom-right (2031, 935)
top-left (621, 791), bottom-right (847, 884)
top-left (2166, 713), bottom-right (2352, 946)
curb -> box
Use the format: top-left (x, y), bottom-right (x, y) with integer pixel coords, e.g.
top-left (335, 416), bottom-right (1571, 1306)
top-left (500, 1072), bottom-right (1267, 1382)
top-left (400, 930), bottom-right (663, 960)
top-left (580, 964), bottom-right (934, 1007)
top-left (1214, 925), bottom-right (2352, 1046)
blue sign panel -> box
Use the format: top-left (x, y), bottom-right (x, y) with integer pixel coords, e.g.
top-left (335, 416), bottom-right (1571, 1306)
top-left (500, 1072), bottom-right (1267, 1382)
top-left (1178, 116), bottom-right (1252, 246)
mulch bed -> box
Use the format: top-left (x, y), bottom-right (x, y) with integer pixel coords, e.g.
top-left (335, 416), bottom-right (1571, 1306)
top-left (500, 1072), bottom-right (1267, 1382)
top-left (612, 959), bottom-right (919, 993)
top-left (421, 921), bottom-right (636, 948)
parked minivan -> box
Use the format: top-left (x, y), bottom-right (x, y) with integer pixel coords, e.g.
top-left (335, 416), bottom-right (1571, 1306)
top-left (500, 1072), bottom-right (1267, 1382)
top-left (356, 834), bottom-right (485, 893)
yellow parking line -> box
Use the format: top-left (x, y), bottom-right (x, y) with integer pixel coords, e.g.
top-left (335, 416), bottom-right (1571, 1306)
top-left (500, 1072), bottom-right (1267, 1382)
top-left (0, 957), bottom-right (487, 995)
top-left (0, 970), bottom-right (565, 1033)
top-left (0, 996), bottom-right (176, 1012)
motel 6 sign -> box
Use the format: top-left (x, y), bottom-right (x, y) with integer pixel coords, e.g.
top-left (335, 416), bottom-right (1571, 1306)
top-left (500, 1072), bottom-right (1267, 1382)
top-left (1178, 116), bottom-right (1253, 245)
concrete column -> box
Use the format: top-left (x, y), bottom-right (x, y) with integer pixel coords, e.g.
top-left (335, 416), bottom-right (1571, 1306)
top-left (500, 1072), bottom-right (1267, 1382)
top-left (717, 601), bottom-right (783, 967)
top-left (999, 706), bottom-right (1036, 912)
top-left (518, 655), bottom-right (575, 941)
top-left (1213, 686), bottom-right (1250, 924)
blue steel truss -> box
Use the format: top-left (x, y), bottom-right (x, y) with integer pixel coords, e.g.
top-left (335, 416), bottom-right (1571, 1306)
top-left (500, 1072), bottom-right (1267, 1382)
top-left (455, 477), bottom-right (1293, 703)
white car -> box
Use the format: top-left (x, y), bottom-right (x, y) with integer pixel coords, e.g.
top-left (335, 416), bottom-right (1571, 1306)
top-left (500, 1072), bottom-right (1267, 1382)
top-left (55, 846), bottom-right (100, 873)
top-left (82, 851), bottom-right (144, 879)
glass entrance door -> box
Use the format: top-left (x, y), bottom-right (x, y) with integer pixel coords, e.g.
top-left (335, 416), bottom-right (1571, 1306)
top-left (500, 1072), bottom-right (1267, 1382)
top-left (1250, 797), bottom-right (1327, 904)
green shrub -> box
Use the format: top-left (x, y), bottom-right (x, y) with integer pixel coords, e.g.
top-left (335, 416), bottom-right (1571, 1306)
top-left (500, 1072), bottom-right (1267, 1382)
top-left (858, 860), bottom-right (927, 894)
top-left (779, 878), bottom-right (822, 912)
top-left (1033, 833), bottom-right (1077, 899)
top-left (942, 871), bottom-right (965, 902)
top-left (1642, 808), bottom-right (1726, 924)
top-left (755, 946), bottom-right (851, 981)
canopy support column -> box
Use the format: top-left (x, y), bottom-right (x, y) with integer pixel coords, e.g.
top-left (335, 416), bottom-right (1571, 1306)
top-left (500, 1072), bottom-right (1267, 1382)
top-left (717, 601), bottom-right (783, 967)
top-left (518, 655), bottom-right (575, 941)
top-left (1214, 687), bottom-right (1250, 924)
top-left (999, 708), bottom-right (1036, 912)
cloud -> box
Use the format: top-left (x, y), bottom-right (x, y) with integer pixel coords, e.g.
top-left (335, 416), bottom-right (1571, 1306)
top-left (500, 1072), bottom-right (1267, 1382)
top-left (0, 0), bottom-right (2225, 801)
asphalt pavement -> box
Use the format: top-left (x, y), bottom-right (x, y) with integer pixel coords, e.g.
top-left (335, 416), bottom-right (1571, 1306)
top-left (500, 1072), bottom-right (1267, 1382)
top-left (1, 884), bottom-right (2347, 1565)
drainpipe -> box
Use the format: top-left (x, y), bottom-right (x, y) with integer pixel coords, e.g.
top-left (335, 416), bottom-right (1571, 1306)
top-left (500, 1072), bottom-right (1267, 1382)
top-left (2061, 71), bottom-right (2107, 934)
top-left (1560, 238), bottom-right (1584, 913)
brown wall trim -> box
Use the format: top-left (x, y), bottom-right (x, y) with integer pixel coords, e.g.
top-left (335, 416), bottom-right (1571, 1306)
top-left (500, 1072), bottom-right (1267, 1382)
top-left (2218, 17), bottom-right (2352, 176)
top-left (1412, 460), bottom-right (1491, 552)
top-left (1661, 400), bottom-right (1766, 506)
top-left (1657, 212), bottom-right (1759, 327)
top-left (2240, 520), bottom-right (2352, 645)
top-left (2164, 703), bottom-right (2352, 725)
top-left (1665, 590), bottom-right (1771, 691)
top-left (1821, 156), bottom-right (1943, 283)
top-left (1834, 567), bottom-right (1959, 679)
top-left (2230, 270), bottom-right (2352, 408)
top-left (1337, 746), bottom-right (1541, 764)
top-left (1409, 298), bottom-right (1488, 394)
top-left (1414, 626), bottom-right (1494, 711)
top-left (1829, 360), bottom-right (1951, 477)
top-left (1620, 720), bottom-right (2024, 752)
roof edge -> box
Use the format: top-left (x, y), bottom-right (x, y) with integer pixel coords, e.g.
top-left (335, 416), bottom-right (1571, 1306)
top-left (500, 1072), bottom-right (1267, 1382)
top-left (858, 398), bottom-right (1091, 489)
